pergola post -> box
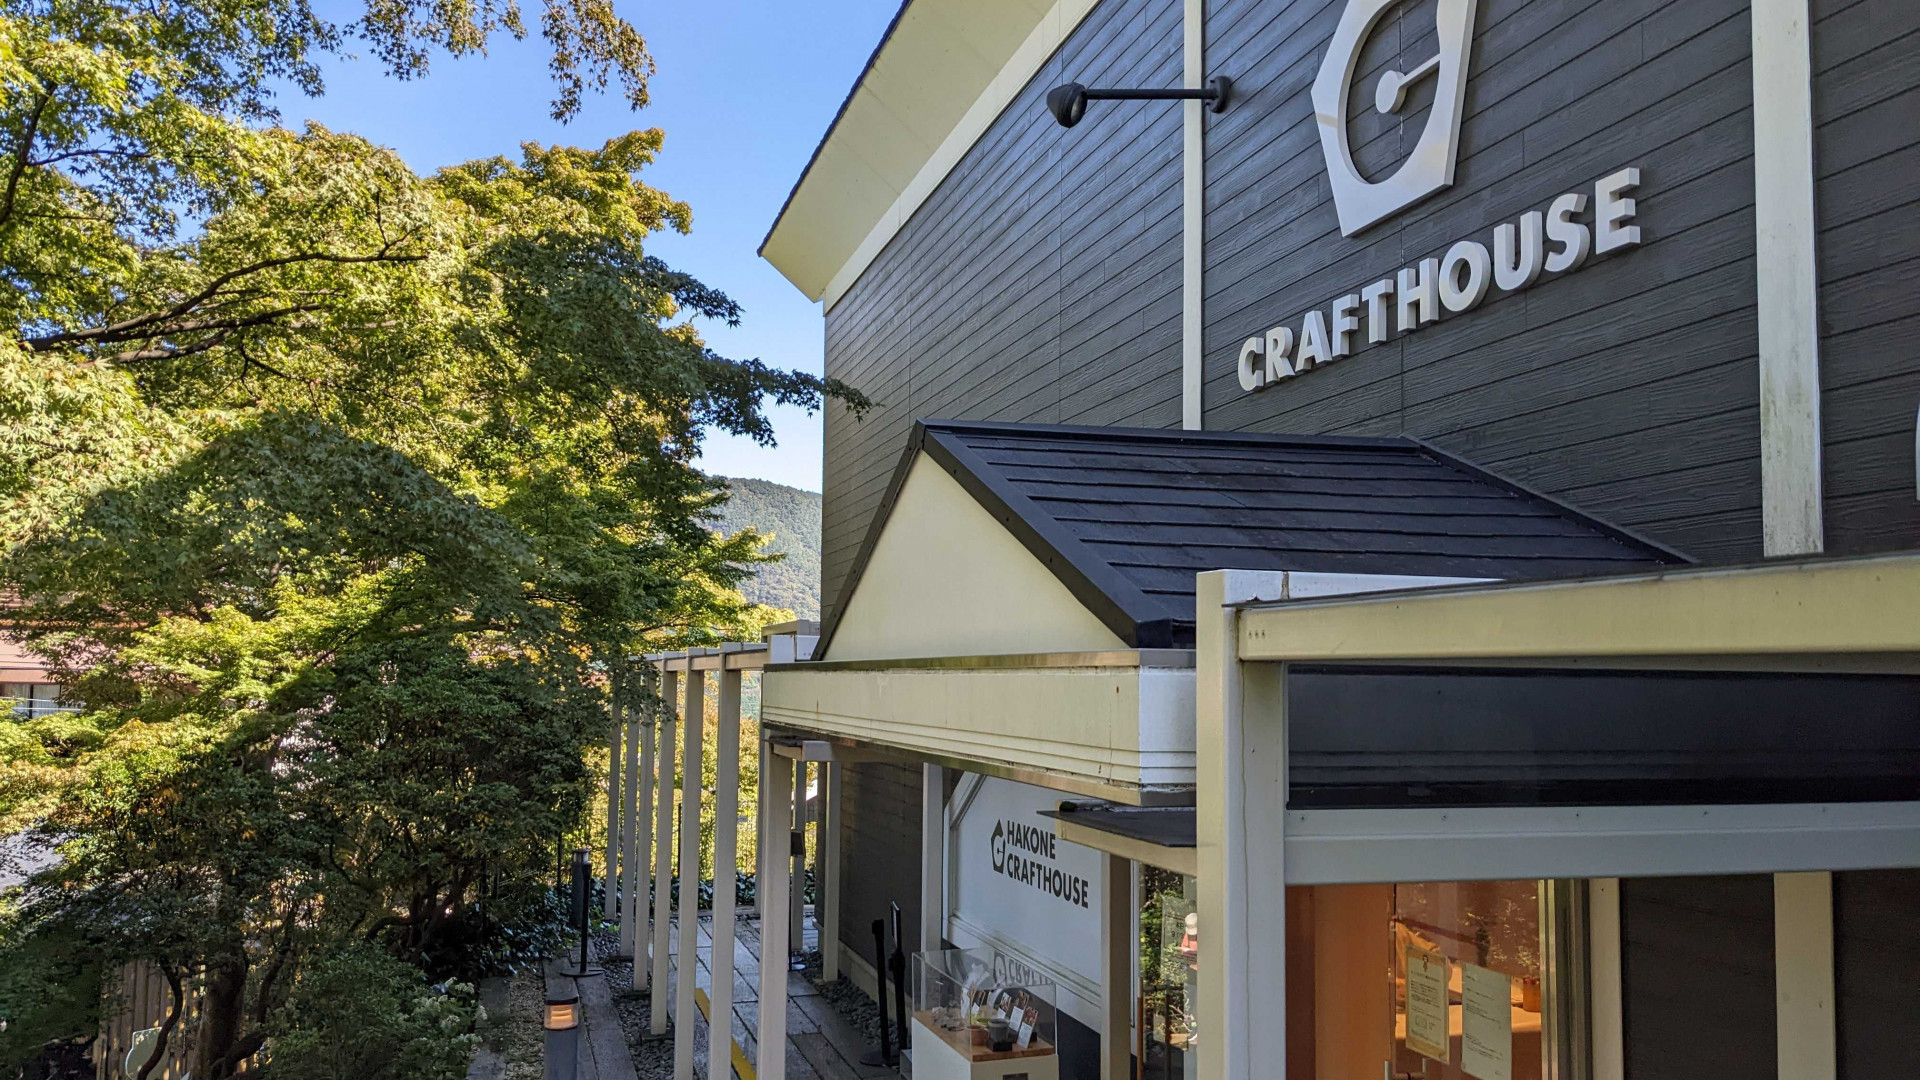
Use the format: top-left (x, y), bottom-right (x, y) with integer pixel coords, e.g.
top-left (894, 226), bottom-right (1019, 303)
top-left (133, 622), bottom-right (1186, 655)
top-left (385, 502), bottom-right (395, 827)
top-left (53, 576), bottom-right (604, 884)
top-left (674, 666), bottom-right (706, 1080)
top-left (920, 763), bottom-right (944, 952)
top-left (788, 758), bottom-right (805, 954)
top-left (651, 667), bottom-right (679, 1035)
top-left (821, 761), bottom-right (841, 983)
top-left (605, 670), bottom-right (623, 924)
top-left (756, 736), bottom-right (791, 1080)
top-left (625, 667), bottom-right (655, 978)
top-left (709, 660), bottom-right (744, 1080)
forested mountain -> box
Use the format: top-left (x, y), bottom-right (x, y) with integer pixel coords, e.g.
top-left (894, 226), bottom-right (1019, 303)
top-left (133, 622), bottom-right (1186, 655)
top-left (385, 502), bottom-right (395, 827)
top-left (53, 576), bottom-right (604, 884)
top-left (714, 477), bottom-right (822, 619)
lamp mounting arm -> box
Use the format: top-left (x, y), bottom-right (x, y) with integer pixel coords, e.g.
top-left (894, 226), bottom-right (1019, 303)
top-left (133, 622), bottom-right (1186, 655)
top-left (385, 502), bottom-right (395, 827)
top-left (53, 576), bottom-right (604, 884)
top-left (1046, 75), bottom-right (1233, 128)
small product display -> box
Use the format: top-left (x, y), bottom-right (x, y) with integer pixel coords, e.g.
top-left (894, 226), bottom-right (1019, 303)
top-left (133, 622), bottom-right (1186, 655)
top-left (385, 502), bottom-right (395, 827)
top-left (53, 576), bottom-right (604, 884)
top-left (911, 948), bottom-right (1059, 1080)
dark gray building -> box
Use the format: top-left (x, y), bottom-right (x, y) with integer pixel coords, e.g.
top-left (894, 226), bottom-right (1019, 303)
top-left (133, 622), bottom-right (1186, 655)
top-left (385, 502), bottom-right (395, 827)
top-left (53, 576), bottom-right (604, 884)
top-left (756, 4), bottom-right (1920, 1080)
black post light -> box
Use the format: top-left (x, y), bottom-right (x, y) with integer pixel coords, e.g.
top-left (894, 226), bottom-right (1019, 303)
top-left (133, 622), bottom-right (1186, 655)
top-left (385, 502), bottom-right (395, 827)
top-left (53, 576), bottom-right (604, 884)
top-left (543, 989), bottom-right (580, 1080)
top-left (1045, 75), bottom-right (1232, 127)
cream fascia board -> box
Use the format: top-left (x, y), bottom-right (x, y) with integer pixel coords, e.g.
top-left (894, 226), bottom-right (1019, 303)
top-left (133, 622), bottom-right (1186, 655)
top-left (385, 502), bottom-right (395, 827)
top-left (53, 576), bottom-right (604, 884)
top-left (761, 661), bottom-right (1196, 802)
top-left (776, 0), bottom-right (1097, 310)
top-left (1236, 553), bottom-right (1920, 663)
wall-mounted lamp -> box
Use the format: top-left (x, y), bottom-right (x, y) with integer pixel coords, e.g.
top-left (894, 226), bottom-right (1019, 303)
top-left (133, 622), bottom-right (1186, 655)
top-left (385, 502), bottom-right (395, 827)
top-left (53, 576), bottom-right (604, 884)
top-left (1045, 76), bottom-right (1233, 128)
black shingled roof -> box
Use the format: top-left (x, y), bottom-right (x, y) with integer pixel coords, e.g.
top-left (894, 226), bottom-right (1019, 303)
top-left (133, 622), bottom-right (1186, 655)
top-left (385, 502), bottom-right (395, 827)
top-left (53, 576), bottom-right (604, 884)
top-left (818, 421), bottom-right (1692, 653)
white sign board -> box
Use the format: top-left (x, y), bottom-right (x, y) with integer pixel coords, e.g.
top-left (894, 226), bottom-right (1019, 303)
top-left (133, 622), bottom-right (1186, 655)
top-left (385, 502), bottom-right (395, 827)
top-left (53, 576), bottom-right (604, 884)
top-left (948, 775), bottom-right (1105, 1021)
top-left (1461, 963), bottom-right (1514, 1080)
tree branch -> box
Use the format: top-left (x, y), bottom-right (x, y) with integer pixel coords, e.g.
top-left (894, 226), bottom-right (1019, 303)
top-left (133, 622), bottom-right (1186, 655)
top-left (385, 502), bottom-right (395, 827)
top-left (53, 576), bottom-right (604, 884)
top-left (20, 247), bottom-right (423, 351)
top-left (133, 962), bottom-right (184, 1080)
top-left (0, 89), bottom-right (54, 231)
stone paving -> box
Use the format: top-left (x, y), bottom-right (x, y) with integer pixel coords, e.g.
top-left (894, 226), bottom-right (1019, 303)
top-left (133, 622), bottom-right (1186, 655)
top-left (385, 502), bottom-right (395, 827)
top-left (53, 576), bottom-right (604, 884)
top-left (603, 909), bottom-right (900, 1080)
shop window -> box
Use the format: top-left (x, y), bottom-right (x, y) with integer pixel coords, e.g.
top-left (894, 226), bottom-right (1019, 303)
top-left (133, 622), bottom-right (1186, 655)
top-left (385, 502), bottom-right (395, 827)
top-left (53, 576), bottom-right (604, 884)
top-left (1290, 880), bottom-right (1588, 1080)
top-left (2, 682), bottom-right (77, 720)
top-left (1140, 866), bottom-right (1198, 1080)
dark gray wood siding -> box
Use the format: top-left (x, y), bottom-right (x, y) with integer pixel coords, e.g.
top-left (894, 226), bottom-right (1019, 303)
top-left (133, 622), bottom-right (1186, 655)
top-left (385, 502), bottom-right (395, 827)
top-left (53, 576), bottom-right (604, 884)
top-left (818, 0), bottom-right (1920, 613)
top-left (1833, 868), bottom-right (1920, 1080)
top-left (1813, 0), bottom-right (1920, 553)
top-left (1202, 0), bottom-right (1762, 562)
top-left (834, 761), bottom-right (925, 964)
top-left (820, 0), bottom-right (1186, 617)
top-left (1621, 875), bottom-right (1777, 1080)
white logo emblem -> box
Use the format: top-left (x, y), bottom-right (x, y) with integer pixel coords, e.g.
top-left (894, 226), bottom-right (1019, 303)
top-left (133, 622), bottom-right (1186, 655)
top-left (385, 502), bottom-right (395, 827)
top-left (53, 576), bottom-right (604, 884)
top-left (1312, 0), bottom-right (1481, 236)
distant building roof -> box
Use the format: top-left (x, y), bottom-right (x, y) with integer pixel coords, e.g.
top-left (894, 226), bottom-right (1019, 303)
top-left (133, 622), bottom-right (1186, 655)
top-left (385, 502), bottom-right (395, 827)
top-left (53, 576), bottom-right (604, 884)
top-left (819, 421), bottom-right (1691, 651)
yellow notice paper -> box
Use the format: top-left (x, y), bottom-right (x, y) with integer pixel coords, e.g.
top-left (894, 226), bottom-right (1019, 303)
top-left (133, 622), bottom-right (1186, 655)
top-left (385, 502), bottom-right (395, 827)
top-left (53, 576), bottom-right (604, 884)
top-left (1460, 963), bottom-right (1513, 1080)
top-left (1404, 946), bottom-right (1451, 1062)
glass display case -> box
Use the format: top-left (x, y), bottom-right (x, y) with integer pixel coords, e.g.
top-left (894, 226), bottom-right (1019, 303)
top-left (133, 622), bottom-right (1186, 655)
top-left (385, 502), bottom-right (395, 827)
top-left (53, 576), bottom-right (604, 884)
top-left (911, 947), bottom-right (1059, 1080)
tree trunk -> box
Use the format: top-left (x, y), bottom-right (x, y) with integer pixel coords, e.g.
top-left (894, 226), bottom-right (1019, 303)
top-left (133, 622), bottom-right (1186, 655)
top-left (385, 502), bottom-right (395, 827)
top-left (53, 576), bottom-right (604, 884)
top-left (194, 954), bottom-right (250, 1079)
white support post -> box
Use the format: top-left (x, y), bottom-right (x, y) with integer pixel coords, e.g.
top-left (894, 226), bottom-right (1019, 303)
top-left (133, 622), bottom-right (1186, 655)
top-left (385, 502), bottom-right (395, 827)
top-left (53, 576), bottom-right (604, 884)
top-left (789, 759), bottom-right (806, 954)
top-left (633, 668), bottom-right (664, 972)
top-left (626, 668), bottom-right (655, 972)
top-left (821, 761), bottom-right (842, 983)
top-left (1775, 872), bottom-right (1837, 1080)
top-left (616, 675), bottom-right (642, 961)
top-left (1196, 571), bottom-right (1257, 1080)
top-left (605, 673), bottom-right (623, 923)
top-left (652, 668), bottom-right (679, 1035)
top-left (757, 736), bottom-right (792, 1080)
top-left (710, 664), bottom-right (743, 1080)
top-left (1181, 0), bottom-right (1204, 431)
top-left (920, 763), bottom-right (945, 952)
top-left (1752, 0), bottom-right (1824, 556)
top-left (1589, 879), bottom-right (1624, 1080)
top-left (675, 668), bottom-right (706, 1080)
top-left (1099, 852), bottom-right (1132, 1080)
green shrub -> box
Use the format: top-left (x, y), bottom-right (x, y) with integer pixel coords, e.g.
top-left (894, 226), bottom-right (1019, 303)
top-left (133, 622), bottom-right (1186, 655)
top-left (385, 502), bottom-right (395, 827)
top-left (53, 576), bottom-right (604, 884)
top-left (260, 943), bottom-right (478, 1080)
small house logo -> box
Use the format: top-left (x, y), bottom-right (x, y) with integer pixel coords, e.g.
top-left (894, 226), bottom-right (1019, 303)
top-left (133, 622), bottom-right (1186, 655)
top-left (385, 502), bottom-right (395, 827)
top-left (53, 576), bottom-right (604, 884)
top-left (991, 820), bottom-right (1008, 873)
top-left (1312, 0), bottom-right (1481, 235)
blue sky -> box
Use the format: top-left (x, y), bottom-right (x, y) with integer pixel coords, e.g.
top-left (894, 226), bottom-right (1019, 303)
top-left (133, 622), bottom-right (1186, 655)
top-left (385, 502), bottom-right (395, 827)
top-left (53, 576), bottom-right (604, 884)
top-left (284, 2), bottom-right (901, 492)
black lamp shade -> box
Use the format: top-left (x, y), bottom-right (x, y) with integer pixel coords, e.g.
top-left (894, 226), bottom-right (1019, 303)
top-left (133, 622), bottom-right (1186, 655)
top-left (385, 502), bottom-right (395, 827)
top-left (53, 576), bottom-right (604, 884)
top-left (1046, 82), bottom-right (1088, 128)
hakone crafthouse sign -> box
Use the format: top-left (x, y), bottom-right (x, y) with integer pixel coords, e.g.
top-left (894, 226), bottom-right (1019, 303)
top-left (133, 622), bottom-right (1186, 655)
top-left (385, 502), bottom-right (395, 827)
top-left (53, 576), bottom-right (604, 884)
top-left (1236, 169), bottom-right (1644, 394)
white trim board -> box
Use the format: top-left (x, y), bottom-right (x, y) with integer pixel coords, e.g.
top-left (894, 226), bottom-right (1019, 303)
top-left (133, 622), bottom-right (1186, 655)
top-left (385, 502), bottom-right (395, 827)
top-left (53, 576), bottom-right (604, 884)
top-left (1751, 0), bottom-right (1825, 556)
top-left (806, 0), bottom-right (1099, 311)
top-left (1282, 802), bottom-right (1920, 885)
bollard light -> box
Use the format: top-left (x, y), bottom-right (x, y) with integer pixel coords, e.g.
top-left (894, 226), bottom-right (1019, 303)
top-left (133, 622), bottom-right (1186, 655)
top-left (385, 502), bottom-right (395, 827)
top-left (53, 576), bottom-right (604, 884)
top-left (544, 989), bottom-right (581, 1080)
top-left (543, 995), bottom-right (579, 1031)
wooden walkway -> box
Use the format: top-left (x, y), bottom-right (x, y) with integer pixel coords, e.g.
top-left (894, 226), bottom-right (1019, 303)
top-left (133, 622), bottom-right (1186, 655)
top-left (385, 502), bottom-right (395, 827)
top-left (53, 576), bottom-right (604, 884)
top-left (633, 910), bottom-right (898, 1080)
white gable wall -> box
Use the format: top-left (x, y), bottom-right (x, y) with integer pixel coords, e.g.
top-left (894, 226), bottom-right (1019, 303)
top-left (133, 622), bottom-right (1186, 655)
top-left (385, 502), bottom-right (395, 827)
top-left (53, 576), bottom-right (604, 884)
top-left (825, 454), bottom-right (1127, 661)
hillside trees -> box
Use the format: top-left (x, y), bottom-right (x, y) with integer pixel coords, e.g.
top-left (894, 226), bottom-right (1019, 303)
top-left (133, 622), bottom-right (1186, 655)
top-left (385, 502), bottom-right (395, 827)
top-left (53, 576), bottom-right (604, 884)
top-left (0, 0), bottom-right (862, 1072)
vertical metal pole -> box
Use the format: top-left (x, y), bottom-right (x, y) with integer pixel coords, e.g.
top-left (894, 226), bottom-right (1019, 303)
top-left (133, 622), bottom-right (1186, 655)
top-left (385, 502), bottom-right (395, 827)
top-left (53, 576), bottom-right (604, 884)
top-left (575, 848), bottom-right (593, 975)
top-left (675, 666), bottom-right (706, 1080)
top-left (1100, 852), bottom-right (1132, 1080)
top-left (789, 758), bottom-right (806, 955)
top-left (821, 761), bottom-right (842, 983)
top-left (710, 662), bottom-right (743, 1080)
top-left (756, 737), bottom-right (791, 1080)
top-left (605, 671), bottom-right (623, 923)
top-left (652, 664), bottom-right (679, 1034)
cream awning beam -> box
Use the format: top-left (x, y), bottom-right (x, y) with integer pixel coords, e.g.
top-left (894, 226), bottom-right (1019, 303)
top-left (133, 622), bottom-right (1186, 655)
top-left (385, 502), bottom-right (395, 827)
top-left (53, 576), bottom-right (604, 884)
top-left (1236, 551), bottom-right (1920, 664)
top-left (641, 643), bottom-right (770, 672)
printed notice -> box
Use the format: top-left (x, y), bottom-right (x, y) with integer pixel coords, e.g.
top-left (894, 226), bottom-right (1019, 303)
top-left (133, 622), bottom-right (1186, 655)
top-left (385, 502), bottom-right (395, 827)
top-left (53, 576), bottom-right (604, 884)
top-left (1460, 964), bottom-right (1514, 1080)
top-left (1404, 947), bottom-right (1451, 1062)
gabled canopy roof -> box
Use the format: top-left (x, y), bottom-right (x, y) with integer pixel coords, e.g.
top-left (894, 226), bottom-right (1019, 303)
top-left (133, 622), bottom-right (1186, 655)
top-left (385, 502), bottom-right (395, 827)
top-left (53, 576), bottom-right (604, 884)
top-left (818, 421), bottom-right (1691, 654)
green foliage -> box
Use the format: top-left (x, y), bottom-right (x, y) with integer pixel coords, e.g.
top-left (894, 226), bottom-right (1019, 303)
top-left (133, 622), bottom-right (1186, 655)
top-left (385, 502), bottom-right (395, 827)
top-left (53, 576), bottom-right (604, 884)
top-left (259, 941), bottom-right (478, 1080)
top-left (0, 0), bottom-right (869, 1072)
top-left (713, 477), bottom-right (821, 618)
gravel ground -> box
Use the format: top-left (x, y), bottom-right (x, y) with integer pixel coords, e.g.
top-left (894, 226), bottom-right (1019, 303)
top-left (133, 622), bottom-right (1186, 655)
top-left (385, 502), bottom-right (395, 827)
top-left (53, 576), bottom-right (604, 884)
top-left (800, 950), bottom-right (886, 1049)
top-left (593, 927), bottom-right (677, 1080)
